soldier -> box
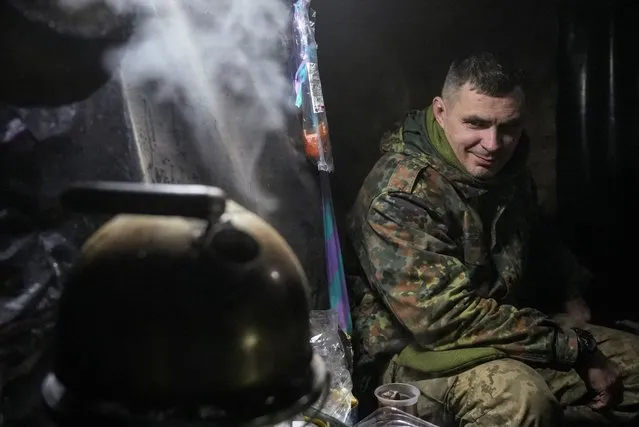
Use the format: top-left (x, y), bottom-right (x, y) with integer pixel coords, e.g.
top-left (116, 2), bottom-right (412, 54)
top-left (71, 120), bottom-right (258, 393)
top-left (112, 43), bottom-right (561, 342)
top-left (348, 52), bottom-right (639, 426)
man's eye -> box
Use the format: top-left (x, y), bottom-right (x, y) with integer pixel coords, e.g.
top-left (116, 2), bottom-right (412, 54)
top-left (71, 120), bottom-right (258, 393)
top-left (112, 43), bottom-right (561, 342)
top-left (467, 121), bottom-right (487, 129)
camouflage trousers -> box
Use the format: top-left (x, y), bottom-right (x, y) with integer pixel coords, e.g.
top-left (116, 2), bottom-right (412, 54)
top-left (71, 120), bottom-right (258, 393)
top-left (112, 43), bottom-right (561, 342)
top-left (383, 324), bottom-right (639, 426)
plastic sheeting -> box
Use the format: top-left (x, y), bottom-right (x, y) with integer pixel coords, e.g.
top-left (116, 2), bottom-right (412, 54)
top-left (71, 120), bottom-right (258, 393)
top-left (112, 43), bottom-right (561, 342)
top-left (0, 106), bottom-right (80, 421)
top-left (309, 310), bottom-right (354, 424)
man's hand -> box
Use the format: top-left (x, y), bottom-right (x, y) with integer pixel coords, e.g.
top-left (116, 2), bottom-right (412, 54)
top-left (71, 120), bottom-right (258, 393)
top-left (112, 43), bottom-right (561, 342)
top-left (575, 349), bottom-right (623, 410)
top-left (565, 297), bottom-right (591, 327)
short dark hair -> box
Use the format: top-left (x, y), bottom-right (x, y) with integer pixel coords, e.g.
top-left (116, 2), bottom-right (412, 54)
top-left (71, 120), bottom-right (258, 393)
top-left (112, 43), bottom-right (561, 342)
top-left (442, 51), bottom-right (523, 99)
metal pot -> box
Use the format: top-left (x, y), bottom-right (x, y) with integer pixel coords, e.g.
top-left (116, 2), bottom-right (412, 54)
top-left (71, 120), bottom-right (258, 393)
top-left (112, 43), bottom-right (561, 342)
top-left (42, 182), bottom-right (328, 426)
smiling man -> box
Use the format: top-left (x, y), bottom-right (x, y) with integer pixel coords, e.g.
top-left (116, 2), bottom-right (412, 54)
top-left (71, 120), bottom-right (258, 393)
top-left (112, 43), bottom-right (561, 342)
top-left (347, 52), bottom-right (639, 426)
top-left (434, 75), bottom-right (524, 178)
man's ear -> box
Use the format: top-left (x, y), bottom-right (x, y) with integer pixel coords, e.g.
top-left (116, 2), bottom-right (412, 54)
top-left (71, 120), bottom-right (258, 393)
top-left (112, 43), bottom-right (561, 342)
top-left (432, 97), bottom-right (446, 128)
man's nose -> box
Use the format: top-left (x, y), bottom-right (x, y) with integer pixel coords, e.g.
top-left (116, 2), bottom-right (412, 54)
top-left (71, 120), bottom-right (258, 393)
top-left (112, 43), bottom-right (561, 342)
top-left (481, 127), bottom-right (500, 152)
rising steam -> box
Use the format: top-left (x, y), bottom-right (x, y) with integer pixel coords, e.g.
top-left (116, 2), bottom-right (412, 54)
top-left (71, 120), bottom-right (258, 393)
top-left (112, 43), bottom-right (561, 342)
top-left (60, 0), bottom-right (294, 213)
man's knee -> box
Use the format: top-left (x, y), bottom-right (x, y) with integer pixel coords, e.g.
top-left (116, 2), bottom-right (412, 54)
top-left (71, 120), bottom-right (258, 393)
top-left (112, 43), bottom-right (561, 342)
top-left (451, 359), bottom-right (562, 426)
top-left (591, 325), bottom-right (639, 401)
top-left (590, 325), bottom-right (639, 376)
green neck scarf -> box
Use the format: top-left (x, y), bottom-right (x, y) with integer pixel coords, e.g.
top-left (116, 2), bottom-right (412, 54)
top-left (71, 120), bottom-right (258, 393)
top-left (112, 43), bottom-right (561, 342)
top-left (425, 106), bottom-right (468, 174)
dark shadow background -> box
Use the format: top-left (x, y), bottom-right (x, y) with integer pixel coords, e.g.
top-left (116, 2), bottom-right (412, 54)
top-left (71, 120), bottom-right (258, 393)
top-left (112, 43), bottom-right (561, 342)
top-left (2, 0), bottom-right (639, 425)
top-left (1, 0), bottom-right (638, 316)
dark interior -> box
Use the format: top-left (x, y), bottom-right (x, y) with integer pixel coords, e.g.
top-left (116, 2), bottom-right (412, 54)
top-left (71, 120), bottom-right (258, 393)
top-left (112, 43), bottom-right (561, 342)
top-left (1, 0), bottom-right (639, 424)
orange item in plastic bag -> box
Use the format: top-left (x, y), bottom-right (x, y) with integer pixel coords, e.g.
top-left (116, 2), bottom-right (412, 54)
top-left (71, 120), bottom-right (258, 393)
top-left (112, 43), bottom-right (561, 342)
top-left (303, 121), bottom-right (329, 160)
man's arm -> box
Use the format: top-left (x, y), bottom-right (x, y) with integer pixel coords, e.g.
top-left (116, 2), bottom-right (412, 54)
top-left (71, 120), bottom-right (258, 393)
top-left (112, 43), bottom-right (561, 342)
top-left (362, 191), bottom-right (579, 368)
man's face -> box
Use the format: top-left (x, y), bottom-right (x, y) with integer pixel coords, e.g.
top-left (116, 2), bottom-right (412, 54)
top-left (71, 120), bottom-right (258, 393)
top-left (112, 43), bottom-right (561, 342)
top-left (433, 83), bottom-right (525, 178)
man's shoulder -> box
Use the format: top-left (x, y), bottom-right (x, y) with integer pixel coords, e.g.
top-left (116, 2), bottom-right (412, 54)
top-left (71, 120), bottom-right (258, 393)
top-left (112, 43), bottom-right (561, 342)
top-left (346, 152), bottom-right (458, 240)
top-left (357, 151), bottom-right (454, 204)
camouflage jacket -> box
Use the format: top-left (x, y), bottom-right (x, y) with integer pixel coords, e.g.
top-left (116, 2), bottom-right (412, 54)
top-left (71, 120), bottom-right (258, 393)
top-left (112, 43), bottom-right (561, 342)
top-left (347, 109), bottom-right (592, 369)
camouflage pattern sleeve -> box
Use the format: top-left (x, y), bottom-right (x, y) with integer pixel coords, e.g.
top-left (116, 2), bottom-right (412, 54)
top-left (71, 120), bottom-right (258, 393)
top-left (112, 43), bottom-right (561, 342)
top-left (363, 191), bottom-right (580, 368)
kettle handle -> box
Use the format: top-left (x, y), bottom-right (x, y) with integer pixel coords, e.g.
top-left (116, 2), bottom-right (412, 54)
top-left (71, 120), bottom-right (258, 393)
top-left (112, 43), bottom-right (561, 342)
top-left (60, 181), bottom-right (227, 222)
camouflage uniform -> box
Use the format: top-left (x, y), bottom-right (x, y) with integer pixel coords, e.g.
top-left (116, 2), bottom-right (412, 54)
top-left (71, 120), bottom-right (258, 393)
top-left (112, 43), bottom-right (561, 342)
top-left (347, 109), bottom-right (639, 425)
